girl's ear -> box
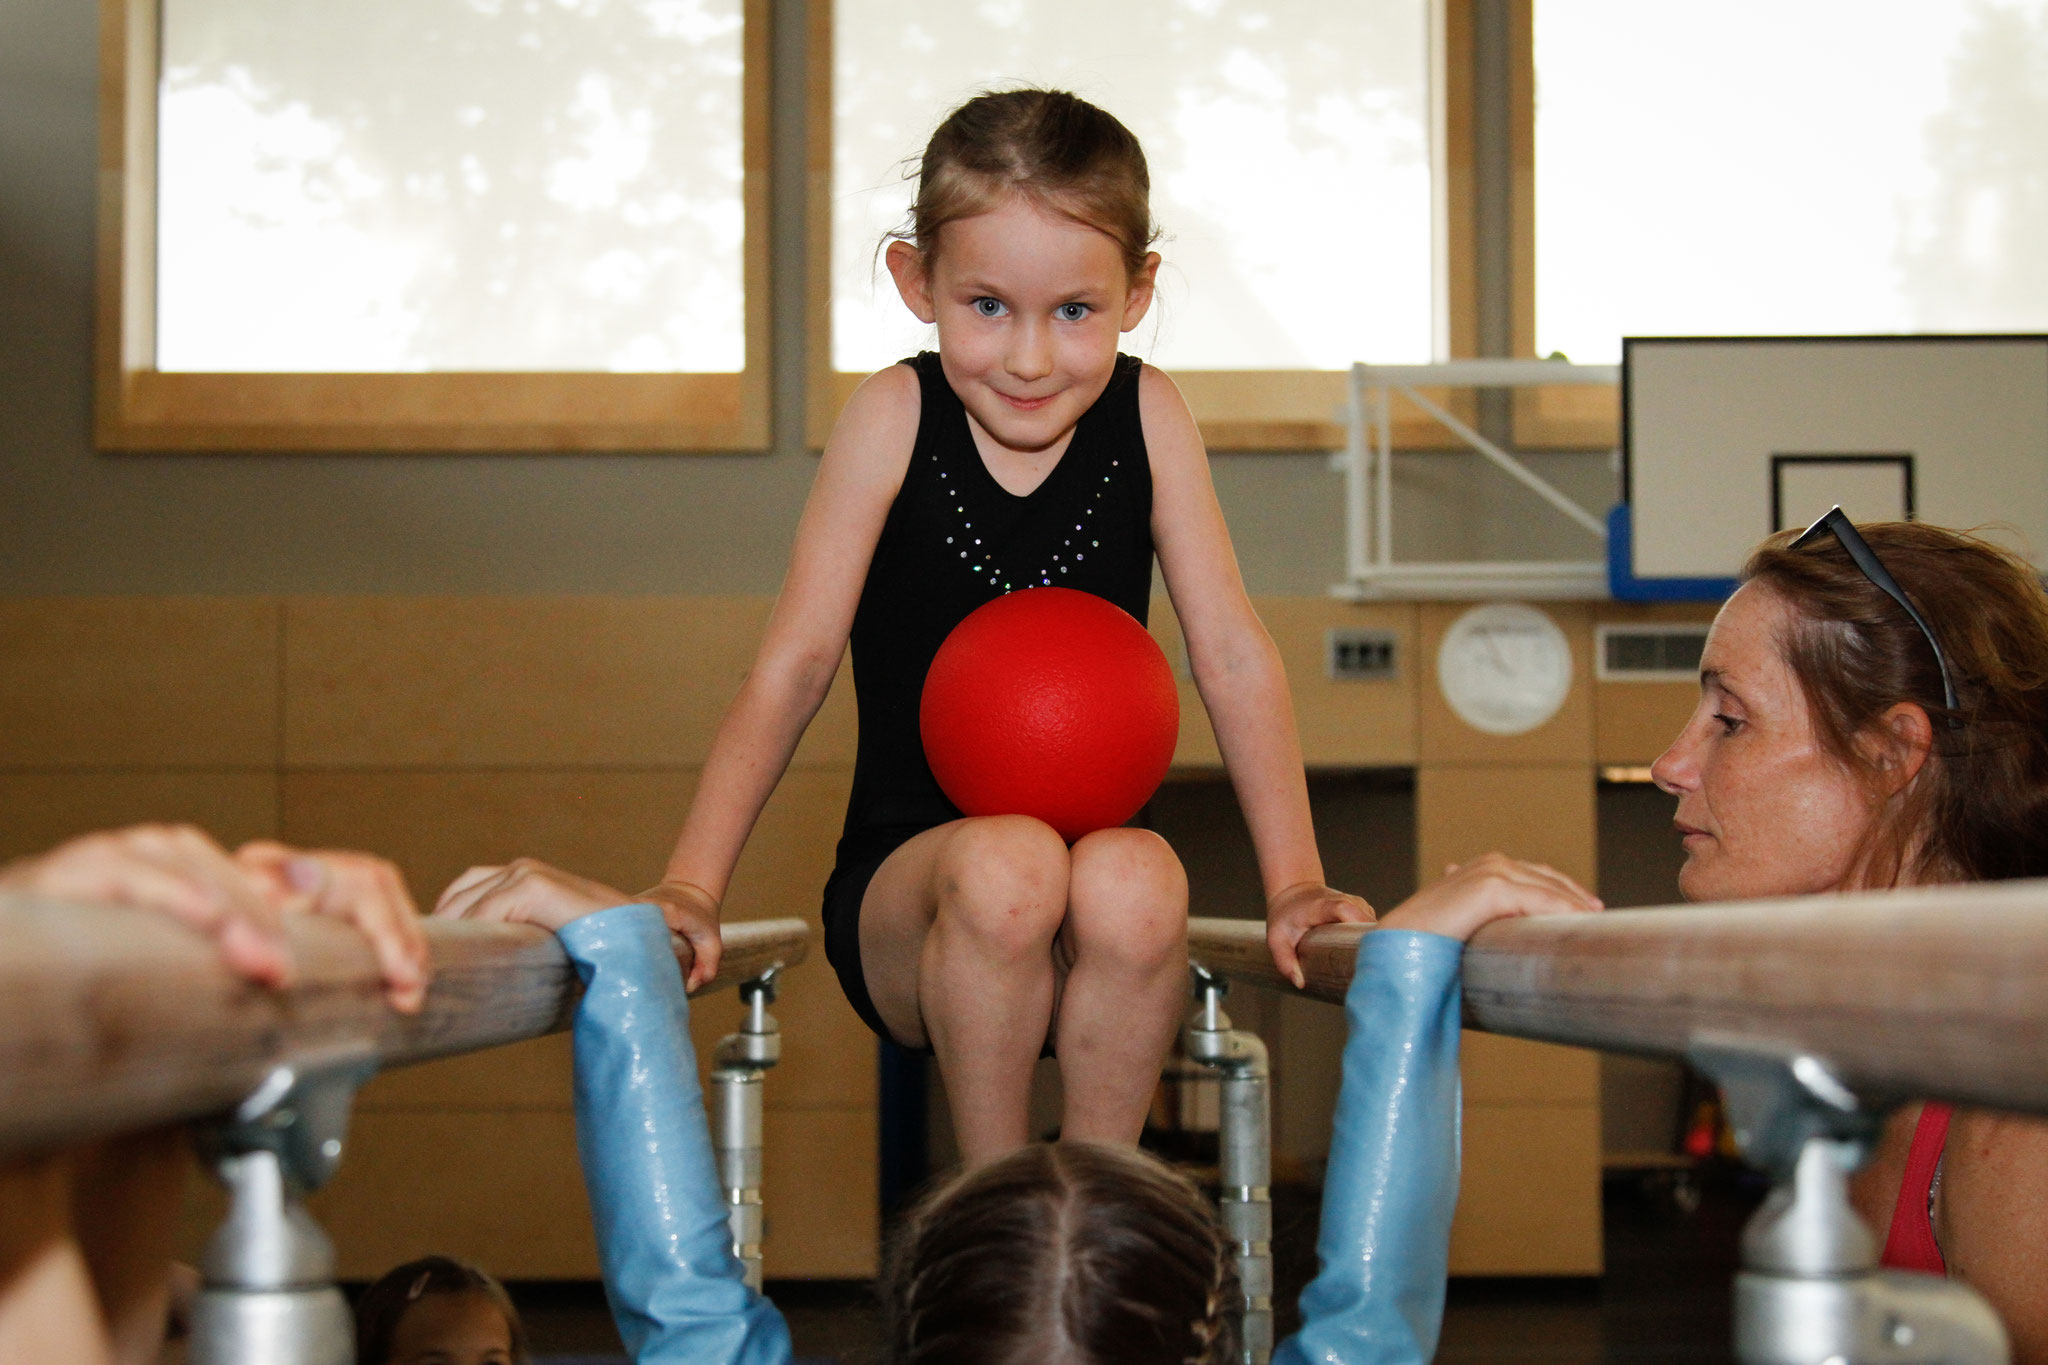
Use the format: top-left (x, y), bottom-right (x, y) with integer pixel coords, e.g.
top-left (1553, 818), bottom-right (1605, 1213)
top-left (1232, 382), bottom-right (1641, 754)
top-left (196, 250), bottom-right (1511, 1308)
top-left (1120, 251), bottom-right (1162, 331)
top-left (886, 240), bottom-right (937, 324)
top-left (1865, 701), bottom-right (1935, 796)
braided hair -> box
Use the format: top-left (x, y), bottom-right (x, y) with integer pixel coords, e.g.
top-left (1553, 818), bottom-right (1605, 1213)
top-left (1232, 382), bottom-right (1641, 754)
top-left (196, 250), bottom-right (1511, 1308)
top-left (883, 1141), bottom-right (1237, 1365)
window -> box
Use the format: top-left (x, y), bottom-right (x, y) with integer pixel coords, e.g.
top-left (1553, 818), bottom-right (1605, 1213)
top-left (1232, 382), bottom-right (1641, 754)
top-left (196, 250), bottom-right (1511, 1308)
top-left (814, 0), bottom-right (1455, 449)
top-left (1531, 0), bottom-right (2048, 365)
top-left (99, 0), bottom-right (769, 451)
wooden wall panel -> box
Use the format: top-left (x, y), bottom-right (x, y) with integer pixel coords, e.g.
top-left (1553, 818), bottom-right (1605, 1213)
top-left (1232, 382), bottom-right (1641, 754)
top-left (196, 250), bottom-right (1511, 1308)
top-left (1449, 1102), bottom-right (1604, 1275)
top-left (282, 598), bottom-right (857, 770)
top-left (1415, 763), bottom-right (1597, 890)
top-left (0, 772), bottom-right (278, 864)
top-left (280, 769), bottom-right (692, 900)
top-left (1155, 596), bottom-right (1420, 770)
top-left (763, 1107), bottom-right (878, 1279)
top-left (0, 598), bottom-right (279, 767)
top-left (311, 1109), bottom-right (597, 1280)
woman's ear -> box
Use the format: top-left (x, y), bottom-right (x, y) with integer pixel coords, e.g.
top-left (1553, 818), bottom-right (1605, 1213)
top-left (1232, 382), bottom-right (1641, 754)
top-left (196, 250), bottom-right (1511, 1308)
top-left (1121, 251), bottom-right (1162, 331)
top-left (886, 241), bottom-right (937, 324)
top-left (1866, 702), bottom-right (1935, 795)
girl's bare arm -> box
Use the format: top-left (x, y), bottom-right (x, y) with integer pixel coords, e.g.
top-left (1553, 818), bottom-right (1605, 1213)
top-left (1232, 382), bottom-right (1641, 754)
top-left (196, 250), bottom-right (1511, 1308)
top-left (1140, 366), bottom-right (1372, 986)
top-left (646, 365), bottom-right (920, 987)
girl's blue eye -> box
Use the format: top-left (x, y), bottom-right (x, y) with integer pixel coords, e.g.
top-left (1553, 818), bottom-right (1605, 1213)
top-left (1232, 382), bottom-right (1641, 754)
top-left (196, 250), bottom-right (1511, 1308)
top-left (973, 297), bottom-right (1007, 318)
top-left (1056, 302), bottom-right (1090, 322)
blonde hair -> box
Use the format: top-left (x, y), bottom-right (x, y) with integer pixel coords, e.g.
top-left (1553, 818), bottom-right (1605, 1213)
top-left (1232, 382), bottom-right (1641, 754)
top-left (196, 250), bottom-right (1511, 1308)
top-left (890, 88), bottom-right (1159, 278)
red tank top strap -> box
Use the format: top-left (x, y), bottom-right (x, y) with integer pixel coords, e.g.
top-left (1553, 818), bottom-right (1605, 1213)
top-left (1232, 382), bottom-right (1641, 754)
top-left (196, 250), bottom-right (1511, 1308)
top-left (1880, 1101), bottom-right (1953, 1274)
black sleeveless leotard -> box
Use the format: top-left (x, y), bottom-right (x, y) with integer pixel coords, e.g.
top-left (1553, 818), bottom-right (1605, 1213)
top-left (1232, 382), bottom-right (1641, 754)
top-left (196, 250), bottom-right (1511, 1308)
top-left (820, 351), bottom-right (1156, 1041)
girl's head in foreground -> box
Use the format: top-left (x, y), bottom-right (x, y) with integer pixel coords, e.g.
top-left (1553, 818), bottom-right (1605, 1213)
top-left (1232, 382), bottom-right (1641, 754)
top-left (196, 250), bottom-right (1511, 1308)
top-left (884, 1139), bottom-right (1236, 1365)
top-left (1652, 520), bottom-right (2048, 901)
top-left (885, 89), bottom-right (1163, 456)
top-left (354, 1256), bottom-right (528, 1365)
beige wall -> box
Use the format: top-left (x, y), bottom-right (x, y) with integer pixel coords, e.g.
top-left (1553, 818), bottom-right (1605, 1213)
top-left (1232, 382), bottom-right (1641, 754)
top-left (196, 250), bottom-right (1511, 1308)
top-left (1, 592), bottom-right (1715, 1280)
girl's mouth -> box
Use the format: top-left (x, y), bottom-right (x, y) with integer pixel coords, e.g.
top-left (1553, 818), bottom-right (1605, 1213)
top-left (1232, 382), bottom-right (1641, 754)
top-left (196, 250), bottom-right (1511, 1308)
top-left (1001, 391), bottom-right (1053, 411)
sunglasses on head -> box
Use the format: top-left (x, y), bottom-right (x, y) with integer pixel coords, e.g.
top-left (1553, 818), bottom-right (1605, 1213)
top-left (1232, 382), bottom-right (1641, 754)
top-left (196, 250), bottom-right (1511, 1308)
top-left (1789, 505), bottom-right (1960, 726)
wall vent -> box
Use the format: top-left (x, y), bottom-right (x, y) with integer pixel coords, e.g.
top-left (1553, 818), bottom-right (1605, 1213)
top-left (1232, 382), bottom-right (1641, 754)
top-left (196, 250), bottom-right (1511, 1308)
top-left (1595, 624), bottom-right (1708, 682)
top-left (1326, 628), bottom-right (1399, 681)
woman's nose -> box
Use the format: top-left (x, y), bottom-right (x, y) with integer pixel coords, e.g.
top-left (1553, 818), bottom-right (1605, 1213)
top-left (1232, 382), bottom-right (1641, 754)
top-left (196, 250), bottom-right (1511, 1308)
top-left (1650, 729), bottom-right (1697, 795)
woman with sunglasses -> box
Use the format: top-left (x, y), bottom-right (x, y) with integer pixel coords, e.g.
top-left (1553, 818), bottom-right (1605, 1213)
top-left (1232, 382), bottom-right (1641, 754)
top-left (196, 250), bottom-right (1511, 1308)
top-left (1652, 512), bottom-right (2048, 1361)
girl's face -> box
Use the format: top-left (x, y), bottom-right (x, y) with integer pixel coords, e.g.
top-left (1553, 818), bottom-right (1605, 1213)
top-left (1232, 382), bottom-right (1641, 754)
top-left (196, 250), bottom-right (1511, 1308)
top-left (887, 195), bottom-right (1159, 460)
top-left (1650, 583), bottom-right (1881, 901)
top-left (384, 1289), bottom-right (516, 1365)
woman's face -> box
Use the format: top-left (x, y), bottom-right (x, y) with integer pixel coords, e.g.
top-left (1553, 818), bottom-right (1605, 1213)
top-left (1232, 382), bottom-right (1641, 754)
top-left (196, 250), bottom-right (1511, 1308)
top-left (385, 1289), bottom-right (515, 1365)
top-left (1651, 583), bottom-right (1881, 901)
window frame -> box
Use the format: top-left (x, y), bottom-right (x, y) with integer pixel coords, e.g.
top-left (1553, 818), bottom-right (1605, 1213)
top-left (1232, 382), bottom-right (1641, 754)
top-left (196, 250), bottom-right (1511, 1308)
top-left (95, 0), bottom-right (773, 453)
top-left (802, 0), bottom-right (1485, 453)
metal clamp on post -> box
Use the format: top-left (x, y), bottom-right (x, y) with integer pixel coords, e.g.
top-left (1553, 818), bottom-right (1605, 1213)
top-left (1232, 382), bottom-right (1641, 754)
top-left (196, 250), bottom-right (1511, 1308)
top-left (1185, 963), bottom-right (1273, 1365)
top-left (189, 1045), bottom-right (378, 1365)
top-left (712, 964), bottom-right (783, 1292)
top-left (1690, 1037), bottom-right (2009, 1365)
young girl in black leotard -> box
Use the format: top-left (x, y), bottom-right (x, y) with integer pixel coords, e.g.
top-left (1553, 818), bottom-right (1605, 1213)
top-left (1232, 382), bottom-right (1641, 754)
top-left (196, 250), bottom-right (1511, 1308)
top-left (641, 88), bottom-right (1370, 1167)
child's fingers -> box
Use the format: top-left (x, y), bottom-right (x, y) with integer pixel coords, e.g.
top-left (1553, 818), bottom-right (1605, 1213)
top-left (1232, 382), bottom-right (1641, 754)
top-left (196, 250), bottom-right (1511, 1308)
top-left (1266, 923), bottom-right (1306, 991)
top-left (678, 921), bottom-right (720, 992)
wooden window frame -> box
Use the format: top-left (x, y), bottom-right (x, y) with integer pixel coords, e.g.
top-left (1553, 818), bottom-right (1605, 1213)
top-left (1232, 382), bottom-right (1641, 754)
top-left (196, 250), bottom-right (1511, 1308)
top-left (802, 0), bottom-right (1485, 454)
top-left (95, 0), bottom-right (773, 453)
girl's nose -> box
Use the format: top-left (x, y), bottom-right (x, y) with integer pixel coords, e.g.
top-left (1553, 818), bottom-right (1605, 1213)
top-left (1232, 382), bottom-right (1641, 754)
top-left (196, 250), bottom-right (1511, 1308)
top-left (1006, 322), bottom-right (1053, 381)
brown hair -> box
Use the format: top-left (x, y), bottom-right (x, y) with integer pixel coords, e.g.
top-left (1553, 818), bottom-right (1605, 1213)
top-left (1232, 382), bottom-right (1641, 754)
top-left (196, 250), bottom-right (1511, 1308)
top-left (353, 1255), bottom-right (530, 1365)
top-left (883, 1141), bottom-right (1235, 1365)
top-left (1744, 520), bottom-right (2048, 886)
top-left (891, 88), bottom-right (1159, 278)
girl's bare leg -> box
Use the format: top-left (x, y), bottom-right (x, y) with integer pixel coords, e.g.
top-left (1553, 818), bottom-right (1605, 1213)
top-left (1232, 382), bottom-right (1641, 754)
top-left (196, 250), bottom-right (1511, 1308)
top-left (859, 815), bottom-right (1071, 1167)
top-left (1054, 828), bottom-right (1189, 1144)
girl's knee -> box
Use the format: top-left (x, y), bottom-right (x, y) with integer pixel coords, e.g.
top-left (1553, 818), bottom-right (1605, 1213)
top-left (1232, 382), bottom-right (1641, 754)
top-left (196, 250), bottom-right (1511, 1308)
top-left (1066, 829), bottom-right (1188, 969)
top-left (933, 816), bottom-right (1070, 950)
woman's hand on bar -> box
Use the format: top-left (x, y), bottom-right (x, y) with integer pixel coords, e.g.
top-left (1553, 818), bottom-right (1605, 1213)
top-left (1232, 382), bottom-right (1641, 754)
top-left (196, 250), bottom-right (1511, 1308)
top-left (1379, 853), bottom-right (1603, 943)
top-left (234, 841), bottom-right (430, 1013)
top-left (434, 858), bottom-right (633, 934)
top-left (1266, 881), bottom-right (1376, 989)
top-left (0, 824), bottom-right (293, 990)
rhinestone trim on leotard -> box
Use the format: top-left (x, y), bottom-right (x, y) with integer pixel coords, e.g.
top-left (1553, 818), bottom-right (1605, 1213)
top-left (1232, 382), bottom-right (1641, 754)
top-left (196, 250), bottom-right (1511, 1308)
top-left (942, 455), bottom-right (1117, 593)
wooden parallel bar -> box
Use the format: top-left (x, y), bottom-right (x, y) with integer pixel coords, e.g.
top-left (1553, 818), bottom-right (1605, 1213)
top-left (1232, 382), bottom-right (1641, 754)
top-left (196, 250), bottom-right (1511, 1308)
top-left (1189, 878), bottom-right (2048, 1116)
top-left (0, 896), bottom-right (807, 1159)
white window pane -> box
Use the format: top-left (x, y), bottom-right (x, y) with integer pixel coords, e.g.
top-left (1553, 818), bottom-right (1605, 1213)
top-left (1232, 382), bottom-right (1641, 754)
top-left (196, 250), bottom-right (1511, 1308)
top-left (833, 1), bottom-right (1435, 373)
top-left (1536, 0), bottom-right (2048, 365)
top-left (157, 0), bottom-right (745, 373)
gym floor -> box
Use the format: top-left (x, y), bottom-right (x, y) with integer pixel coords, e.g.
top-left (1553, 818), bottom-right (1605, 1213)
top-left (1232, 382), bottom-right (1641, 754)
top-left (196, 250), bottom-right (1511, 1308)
top-left (498, 1165), bottom-right (1763, 1364)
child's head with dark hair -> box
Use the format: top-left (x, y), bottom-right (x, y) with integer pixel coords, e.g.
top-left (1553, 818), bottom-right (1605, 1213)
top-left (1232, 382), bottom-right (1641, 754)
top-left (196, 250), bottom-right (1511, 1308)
top-left (892, 87), bottom-right (1159, 280)
top-left (354, 1255), bottom-right (528, 1365)
top-left (883, 1140), bottom-right (1236, 1365)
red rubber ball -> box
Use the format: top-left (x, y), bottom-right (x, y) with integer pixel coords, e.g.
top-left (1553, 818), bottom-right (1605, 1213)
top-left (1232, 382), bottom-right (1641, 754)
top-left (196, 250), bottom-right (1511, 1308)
top-left (920, 587), bottom-right (1180, 843)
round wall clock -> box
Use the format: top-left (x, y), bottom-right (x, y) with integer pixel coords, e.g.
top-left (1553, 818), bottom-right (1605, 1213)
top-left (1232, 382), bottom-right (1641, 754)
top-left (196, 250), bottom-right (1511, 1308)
top-left (1436, 602), bottom-right (1573, 736)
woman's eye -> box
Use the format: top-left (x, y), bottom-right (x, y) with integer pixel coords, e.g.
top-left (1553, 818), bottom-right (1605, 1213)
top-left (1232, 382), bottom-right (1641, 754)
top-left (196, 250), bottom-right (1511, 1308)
top-left (1713, 712), bottom-right (1743, 735)
top-left (973, 297), bottom-right (1007, 318)
top-left (1056, 302), bottom-right (1091, 322)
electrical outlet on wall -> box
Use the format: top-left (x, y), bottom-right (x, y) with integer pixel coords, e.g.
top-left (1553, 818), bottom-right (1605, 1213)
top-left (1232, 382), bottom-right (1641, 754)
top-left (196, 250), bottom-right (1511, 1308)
top-left (1326, 628), bottom-right (1398, 681)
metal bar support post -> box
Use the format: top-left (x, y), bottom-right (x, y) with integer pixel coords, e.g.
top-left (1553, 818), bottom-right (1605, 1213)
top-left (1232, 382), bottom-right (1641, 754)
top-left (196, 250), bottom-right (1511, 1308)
top-left (1692, 1037), bottom-right (2008, 1365)
top-left (712, 966), bottom-right (783, 1291)
top-left (189, 1047), bottom-right (375, 1365)
top-left (1185, 964), bottom-right (1274, 1365)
